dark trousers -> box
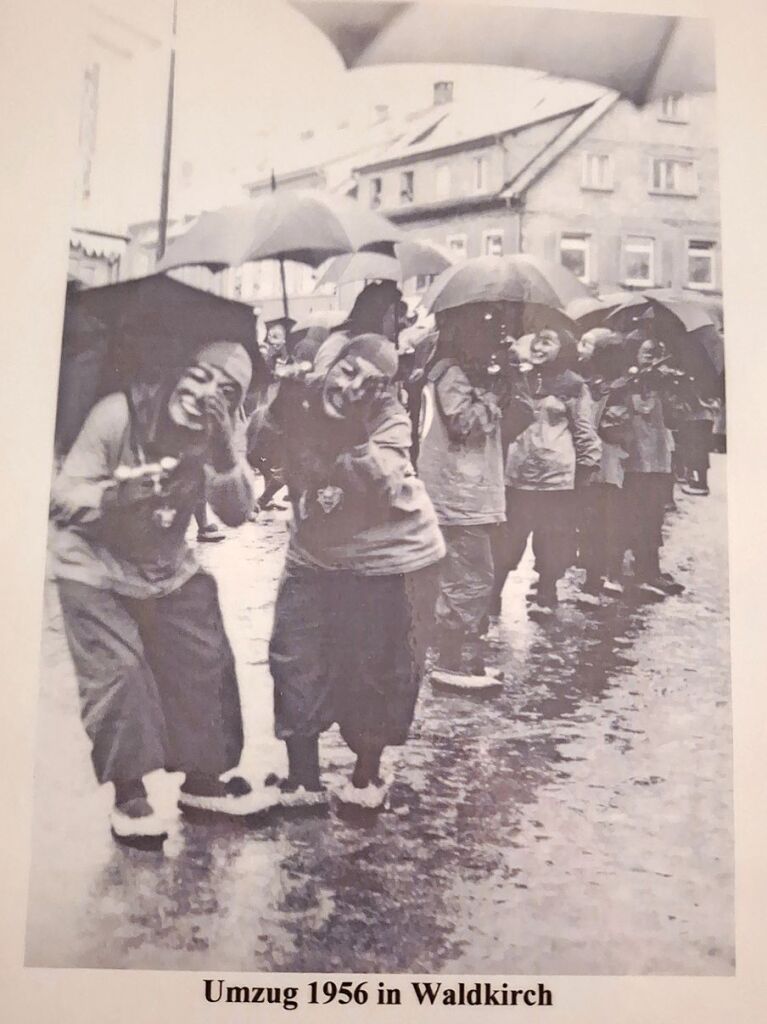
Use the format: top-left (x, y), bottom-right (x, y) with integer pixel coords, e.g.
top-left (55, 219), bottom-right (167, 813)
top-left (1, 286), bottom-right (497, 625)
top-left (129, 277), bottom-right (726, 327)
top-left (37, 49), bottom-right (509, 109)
top-left (270, 561), bottom-right (439, 754)
top-left (491, 488), bottom-right (575, 611)
top-left (58, 572), bottom-right (243, 785)
top-left (621, 472), bottom-right (670, 580)
top-left (577, 483), bottom-right (625, 586)
top-left (435, 524), bottom-right (495, 637)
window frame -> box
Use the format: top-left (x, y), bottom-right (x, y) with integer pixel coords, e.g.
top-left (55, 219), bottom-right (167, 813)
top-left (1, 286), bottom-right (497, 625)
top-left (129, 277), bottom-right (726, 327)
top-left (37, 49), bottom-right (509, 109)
top-left (482, 228), bottom-right (504, 258)
top-left (446, 232), bottom-right (468, 259)
top-left (622, 235), bottom-right (656, 288)
top-left (658, 93), bottom-right (690, 124)
top-left (369, 176), bottom-right (382, 209)
top-left (686, 238), bottom-right (717, 291)
top-left (649, 157), bottom-right (699, 197)
top-left (559, 232), bottom-right (592, 284)
top-left (581, 152), bottom-right (614, 192)
top-left (472, 154), bottom-right (489, 194)
top-left (399, 169), bottom-right (415, 205)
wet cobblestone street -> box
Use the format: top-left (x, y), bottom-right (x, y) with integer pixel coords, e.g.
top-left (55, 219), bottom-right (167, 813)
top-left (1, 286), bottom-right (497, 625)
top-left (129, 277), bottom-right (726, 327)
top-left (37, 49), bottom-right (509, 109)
top-left (25, 457), bottom-right (733, 975)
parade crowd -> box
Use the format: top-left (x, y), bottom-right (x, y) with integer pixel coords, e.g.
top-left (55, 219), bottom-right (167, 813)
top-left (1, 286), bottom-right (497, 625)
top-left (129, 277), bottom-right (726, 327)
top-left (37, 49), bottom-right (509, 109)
top-left (48, 277), bottom-right (723, 846)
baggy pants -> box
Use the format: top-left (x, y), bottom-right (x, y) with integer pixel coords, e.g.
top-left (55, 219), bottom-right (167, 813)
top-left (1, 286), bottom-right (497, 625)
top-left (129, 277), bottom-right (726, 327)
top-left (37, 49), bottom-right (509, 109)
top-left (577, 483), bottom-right (625, 584)
top-left (57, 571), bottom-right (243, 785)
top-left (491, 488), bottom-right (575, 611)
top-left (434, 524), bottom-right (495, 637)
top-left (621, 472), bottom-right (670, 580)
top-left (270, 561), bottom-right (439, 754)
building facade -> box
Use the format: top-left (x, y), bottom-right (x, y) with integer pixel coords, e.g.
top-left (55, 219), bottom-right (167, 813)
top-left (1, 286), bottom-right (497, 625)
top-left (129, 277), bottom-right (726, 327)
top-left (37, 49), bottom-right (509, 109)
top-left (354, 85), bottom-right (721, 301)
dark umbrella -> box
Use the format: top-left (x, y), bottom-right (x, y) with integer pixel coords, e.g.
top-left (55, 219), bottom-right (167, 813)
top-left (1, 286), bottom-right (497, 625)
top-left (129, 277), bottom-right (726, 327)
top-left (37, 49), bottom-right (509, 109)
top-left (292, 2), bottom-right (715, 106)
top-left (423, 254), bottom-right (588, 315)
top-left (56, 274), bottom-right (267, 454)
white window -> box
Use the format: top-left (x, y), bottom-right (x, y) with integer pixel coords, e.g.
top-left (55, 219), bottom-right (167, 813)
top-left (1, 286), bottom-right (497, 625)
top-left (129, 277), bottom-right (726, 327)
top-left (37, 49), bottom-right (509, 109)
top-left (687, 239), bottom-right (716, 289)
top-left (400, 170), bottom-right (414, 204)
top-left (581, 152), bottom-right (614, 191)
top-left (369, 177), bottom-right (382, 209)
top-left (559, 233), bottom-right (591, 282)
top-left (623, 236), bottom-right (655, 286)
top-left (472, 155), bottom-right (488, 193)
top-left (435, 163), bottom-right (451, 200)
top-left (447, 233), bottom-right (468, 259)
top-left (659, 93), bottom-right (689, 123)
top-left (483, 230), bottom-right (504, 257)
top-left (650, 158), bottom-right (698, 195)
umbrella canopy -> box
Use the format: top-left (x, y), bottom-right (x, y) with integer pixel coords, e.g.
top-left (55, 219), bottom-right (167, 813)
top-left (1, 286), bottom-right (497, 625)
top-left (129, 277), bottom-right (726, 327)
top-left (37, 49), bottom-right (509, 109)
top-left (157, 189), bottom-right (402, 274)
top-left (316, 238), bottom-right (454, 288)
top-left (292, 2), bottom-right (715, 106)
top-left (55, 275), bottom-right (266, 454)
top-left (422, 254), bottom-right (589, 315)
top-left (290, 308), bottom-right (349, 333)
top-left (566, 291), bottom-right (633, 332)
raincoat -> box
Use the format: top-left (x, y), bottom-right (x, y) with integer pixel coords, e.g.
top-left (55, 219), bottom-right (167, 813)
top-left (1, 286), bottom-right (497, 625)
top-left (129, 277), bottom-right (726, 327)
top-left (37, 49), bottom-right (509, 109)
top-left (49, 381), bottom-right (253, 785)
top-left (417, 359), bottom-right (506, 526)
top-left (49, 383), bottom-right (255, 598)
top-left (505, 367), bottom-right (601, 490)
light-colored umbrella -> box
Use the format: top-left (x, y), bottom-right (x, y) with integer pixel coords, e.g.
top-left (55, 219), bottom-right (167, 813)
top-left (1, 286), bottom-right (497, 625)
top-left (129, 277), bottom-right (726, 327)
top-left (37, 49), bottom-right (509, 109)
top-left (157, 190), bottom-right (402, 273)
top-left (292, 2), bottom-right (715, 105)
top-left (316, 238), bottom-right (454, 288)
top-left (290, 308), bottom-right (349, 333)
top-left (423, 254), bottom-right (589, 314)
top-left (157, 189), bottom-right (402, 318)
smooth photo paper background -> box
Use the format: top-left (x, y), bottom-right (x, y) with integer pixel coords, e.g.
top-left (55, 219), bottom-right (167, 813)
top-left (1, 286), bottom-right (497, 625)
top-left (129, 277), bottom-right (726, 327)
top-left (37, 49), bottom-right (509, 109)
top-left (1, 0), bottom-right (765, 1020)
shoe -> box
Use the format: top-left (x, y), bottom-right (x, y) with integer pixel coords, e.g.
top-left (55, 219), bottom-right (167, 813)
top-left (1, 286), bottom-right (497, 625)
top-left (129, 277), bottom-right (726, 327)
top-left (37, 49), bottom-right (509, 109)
top-left (576, 590), bottom-right (604, 609)
top-left (528, 601), bottom-right (556, 620)
top-left (197, 524), bottom-right (226, 542)
top-left (177, 776), bottom-right (278, 818)
top-left (110, 798), bottom-right (168, 849)
top-left (681, 484), bottom-right (709, 496)
top-left (481, 615), bottom-right (503, 646)
top-left (430, 667), bottom-right (503, 696)
top-left (651, 574), bottom-right (685, 596)
top-left (634, 579), bottom-right (669, 599)
top-left (264, 774), bottom-right (328, 811)
top-left (602, 578), bottom-right (625, 596)
top-left (334, 775), bottom-right (393, 812)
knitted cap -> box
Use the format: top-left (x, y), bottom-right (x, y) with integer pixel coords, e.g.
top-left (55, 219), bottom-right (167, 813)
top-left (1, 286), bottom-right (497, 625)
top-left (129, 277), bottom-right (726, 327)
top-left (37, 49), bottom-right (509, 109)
top-left (193, 341), bottom-right (253, 400)
top-left (312, 331), bottom-right (399, 382)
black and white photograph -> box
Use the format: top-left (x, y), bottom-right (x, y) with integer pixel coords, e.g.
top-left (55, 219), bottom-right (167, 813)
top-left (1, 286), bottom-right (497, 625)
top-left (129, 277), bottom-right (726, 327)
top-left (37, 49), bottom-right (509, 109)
top-left (15, 0), bottom-right (739, 985)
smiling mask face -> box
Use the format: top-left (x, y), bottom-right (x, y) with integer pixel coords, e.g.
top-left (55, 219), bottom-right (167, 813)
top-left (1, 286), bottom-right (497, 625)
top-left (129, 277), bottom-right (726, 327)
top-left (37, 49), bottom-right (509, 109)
top-left (321, 355), bottom-right (385, 419)
top-left (167, 361), bottom-right (241, 431)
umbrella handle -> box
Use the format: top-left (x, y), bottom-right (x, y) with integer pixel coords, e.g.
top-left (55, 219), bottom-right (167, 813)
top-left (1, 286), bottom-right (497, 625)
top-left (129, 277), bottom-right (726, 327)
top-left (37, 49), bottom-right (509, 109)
top-left (279, 258), bottom-right (290, 319)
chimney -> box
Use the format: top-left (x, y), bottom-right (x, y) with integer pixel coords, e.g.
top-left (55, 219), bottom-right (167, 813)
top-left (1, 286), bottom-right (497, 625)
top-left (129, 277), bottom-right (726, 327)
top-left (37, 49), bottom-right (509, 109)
top-left (433, 81), bottom-right (454, 106)
top-left (374, 103), bottom-right (389, 123)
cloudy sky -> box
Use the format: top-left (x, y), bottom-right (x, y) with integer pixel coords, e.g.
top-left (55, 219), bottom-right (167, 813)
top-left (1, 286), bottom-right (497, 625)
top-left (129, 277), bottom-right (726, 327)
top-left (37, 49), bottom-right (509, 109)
top-left (82, 0), bottom-right (541, 228)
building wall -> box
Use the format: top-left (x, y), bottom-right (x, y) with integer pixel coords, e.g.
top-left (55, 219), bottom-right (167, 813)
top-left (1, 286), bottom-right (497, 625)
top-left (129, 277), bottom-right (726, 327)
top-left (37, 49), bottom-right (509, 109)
top-left (359, 140), bottom-right (505, 214)
top-left (521, 94), bottom-right (721, 294)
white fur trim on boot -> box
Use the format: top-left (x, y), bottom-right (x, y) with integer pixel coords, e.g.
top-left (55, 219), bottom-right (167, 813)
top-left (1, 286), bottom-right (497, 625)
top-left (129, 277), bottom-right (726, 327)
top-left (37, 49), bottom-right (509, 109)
top-left (109, 806), bottom-right (168, 840)
top-left (335, 775), bottom-right (393, 811)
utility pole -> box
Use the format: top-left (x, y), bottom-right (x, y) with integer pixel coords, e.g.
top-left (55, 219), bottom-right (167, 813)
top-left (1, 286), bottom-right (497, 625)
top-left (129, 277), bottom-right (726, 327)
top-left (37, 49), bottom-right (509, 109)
top-left (157, 0), bottom-right (178, 260)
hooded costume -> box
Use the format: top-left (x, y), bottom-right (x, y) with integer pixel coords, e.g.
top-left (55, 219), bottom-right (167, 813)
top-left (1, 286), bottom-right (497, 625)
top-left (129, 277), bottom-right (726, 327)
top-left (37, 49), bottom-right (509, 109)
top-left (493, 334), bottom-right (601, 609)
top-left (49, 342), bottom-right (255, 784)
top-left (257, 332), bottom-right (444, 753)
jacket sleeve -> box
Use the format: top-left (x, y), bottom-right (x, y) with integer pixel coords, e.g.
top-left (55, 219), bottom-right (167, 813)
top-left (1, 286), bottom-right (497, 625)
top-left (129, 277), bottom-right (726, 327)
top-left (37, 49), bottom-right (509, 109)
top-left (567, 384), bottom-right (602, 469)
top-left (333, 396), bottom-right (416, 507)
top-left (205, 413), bottom-right (257, 526)
top-left (434, 364), bottom-right (502, 441)
top-left (49, 393), bottom-right (129, 525)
